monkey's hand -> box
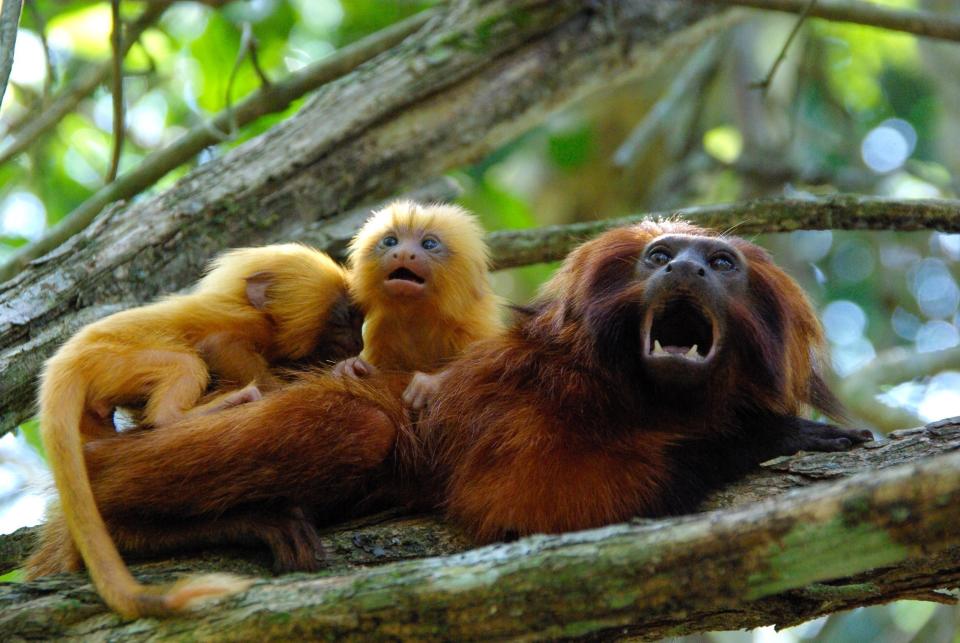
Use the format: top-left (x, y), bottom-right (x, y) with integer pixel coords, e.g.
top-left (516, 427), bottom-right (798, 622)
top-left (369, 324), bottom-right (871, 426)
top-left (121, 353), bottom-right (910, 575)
top-left (188, 383), bottom-right (263, 417)
top-left (786, 418), bottom-right (874, 453)
top-left (331, 357), bottom-right (378, 379)
top-left (402, 370), bottom-right (448, 412)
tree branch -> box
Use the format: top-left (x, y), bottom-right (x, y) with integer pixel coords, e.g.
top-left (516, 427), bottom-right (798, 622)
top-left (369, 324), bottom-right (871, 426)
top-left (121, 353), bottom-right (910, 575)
top-left (714, 0), bottom-right (960, 42)
top-left (839, 346), bottom-right (960, 432)
top-left (0, 0), bottom-right (23, 108)
top-left (0, 0), bottom-right (174, 166)
top-left (487, 194), bottom-right (960, 270)
top-left (2, 419), bottom-right (958, 639)
top-left (0, 0), bottom-right (732, 436)
top-left (105, 0), bottom-right (124, 184)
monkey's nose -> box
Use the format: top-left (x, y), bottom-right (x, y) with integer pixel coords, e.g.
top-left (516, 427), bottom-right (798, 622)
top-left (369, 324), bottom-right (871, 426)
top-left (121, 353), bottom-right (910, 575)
top-left (666, 260), bottom-right (706, 277)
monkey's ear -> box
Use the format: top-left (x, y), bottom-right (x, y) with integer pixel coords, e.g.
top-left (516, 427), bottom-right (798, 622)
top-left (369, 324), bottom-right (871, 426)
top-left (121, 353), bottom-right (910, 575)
top-left (245, 271), bottom-right (274, 310)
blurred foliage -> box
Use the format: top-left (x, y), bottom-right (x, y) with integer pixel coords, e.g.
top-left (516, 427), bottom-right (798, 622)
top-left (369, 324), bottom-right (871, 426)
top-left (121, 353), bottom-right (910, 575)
top-left (0, 0), bottom-right (958, 638)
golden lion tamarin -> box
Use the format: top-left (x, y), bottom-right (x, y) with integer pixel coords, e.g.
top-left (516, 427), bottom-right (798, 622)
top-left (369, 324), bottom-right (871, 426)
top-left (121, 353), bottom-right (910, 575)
top-left (333, 200), bottom-right (503, 410)
top-left (29, 221), bottom-right (871, 589)
top-left (31, 243), bottom-right (361, 618)
top-left (27, 202), bottom-right (503, 619)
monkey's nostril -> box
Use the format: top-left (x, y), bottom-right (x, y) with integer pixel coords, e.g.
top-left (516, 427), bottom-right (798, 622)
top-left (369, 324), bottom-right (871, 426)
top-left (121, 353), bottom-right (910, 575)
top-left (698, 268), bottom-right (705, 277)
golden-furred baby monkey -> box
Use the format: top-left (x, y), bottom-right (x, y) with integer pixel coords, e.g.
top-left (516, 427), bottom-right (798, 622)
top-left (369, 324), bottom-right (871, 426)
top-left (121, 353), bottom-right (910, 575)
top-left (332, 200), bottom-right (504, 410)
top-left (34, 243), bottom-right (360, 618)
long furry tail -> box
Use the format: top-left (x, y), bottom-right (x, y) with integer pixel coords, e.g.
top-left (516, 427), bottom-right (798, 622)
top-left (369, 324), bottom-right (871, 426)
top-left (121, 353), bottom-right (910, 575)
top-left (31, 369), bottom-right (250, 619)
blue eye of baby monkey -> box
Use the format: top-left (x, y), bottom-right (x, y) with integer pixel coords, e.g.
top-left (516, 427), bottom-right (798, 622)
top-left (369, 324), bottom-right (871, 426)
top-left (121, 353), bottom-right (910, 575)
top-left (421, 237), bottom-right (440, 251)
top-left (382, 235), bottom-right (398, 247)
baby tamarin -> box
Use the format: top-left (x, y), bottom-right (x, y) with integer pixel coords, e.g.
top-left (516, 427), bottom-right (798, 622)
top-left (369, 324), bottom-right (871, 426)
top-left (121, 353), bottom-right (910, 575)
top-left (33, 243), bottom-right (361, 618)
top-left (333, 200), bottom-right (503, 410)
top-left (27, 201), bottom-right (503, 618)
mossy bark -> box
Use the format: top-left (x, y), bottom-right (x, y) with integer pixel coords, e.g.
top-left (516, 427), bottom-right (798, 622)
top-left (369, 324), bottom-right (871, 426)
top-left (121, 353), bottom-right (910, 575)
top-left (2, 420), bottom-right (958, 640)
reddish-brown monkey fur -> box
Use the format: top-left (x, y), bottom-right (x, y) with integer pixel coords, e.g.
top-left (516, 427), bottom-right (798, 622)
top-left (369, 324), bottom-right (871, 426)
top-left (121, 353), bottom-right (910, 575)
top-left (28, 221), bottom-right (869, 614)
top-left (27, 243), bottom-right (362, 618)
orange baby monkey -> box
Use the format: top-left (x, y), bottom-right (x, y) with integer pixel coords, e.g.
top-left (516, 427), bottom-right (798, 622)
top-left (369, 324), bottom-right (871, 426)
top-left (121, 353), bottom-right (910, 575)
top-left (333, 200), bottom-right (503, 410)
top-left (34, 243), bottom-right (360, 618)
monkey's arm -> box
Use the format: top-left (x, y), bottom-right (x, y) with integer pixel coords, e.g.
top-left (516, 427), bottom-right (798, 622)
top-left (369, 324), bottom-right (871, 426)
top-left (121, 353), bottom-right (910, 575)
top-left (402, 368), bottom-right (451, 411)
top-left (769, 417), bottom-right (873, 456)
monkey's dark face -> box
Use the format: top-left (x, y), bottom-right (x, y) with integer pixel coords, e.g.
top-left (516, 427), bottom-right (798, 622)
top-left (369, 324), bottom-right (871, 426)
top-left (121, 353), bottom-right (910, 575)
top-left (636, 234), bottom-right (748, 386)
top-left (375, 228), bottom-right (447, 299)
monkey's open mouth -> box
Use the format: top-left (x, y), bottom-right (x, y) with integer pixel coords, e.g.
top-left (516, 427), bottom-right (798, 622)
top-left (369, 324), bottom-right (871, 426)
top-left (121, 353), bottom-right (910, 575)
top-left (387, 267), bottom-right (426, 285)
top-left (646, 298), bottom-right (716, 363)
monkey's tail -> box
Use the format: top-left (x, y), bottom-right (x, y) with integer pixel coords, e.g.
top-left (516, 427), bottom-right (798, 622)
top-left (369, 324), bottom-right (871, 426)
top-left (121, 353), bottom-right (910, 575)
top-left (33, 370), bottom-right (249, 619)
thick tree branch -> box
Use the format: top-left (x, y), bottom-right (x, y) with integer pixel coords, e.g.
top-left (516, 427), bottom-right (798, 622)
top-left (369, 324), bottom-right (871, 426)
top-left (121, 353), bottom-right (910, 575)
top-left (0, 0), bottom-right (731, 436)
top-left (715, 0), bottom-right (960, 42)
top-left (2, 419), bottom-right (958, 639)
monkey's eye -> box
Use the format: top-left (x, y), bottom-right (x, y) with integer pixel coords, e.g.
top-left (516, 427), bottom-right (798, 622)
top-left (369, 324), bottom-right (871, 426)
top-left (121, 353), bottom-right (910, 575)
top-left (382, 235), bottom-right (399, 248)
top-left (648, 249), bottom-right (671, 266)
top-left (421, 237), bottom-right (440, 251)
top-left (710, 254), bottom-right (736, 271)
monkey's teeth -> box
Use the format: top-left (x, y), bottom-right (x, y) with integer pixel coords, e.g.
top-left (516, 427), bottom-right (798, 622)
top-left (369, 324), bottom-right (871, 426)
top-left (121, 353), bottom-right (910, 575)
top-left (653, 340), bottom-right (665, 355)
top-left (685, 345), bottom-right (698, 358)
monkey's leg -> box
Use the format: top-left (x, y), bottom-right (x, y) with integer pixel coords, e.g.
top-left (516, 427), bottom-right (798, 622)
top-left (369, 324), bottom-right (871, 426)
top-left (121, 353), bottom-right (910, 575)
top-left (137, 350), bottom-right (211, 427)
top-left (107, 505), bottom-right (328, 573)
top-left (198, 333), bottom-right (278, 392)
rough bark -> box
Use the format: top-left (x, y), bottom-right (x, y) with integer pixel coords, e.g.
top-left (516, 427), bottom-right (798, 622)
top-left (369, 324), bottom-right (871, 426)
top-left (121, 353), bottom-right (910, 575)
top-left (0, 0), bottom-right (730, 437)
top-left (1, 418), bottom-right (958, 639)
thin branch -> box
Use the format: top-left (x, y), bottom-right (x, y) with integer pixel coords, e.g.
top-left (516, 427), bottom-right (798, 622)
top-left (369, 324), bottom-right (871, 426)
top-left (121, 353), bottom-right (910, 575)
top-left (105, 0), bottom-right (123, 184)
top-left (0, 0), bottom-right (23, 107)
top-left (0, 0), bottom-right (174, 166)
top-left (224, 22), bottom-right (271, 137)
top-left (23, 0), bottom-right (52, 97)
top-left (0, 8), bottom-right (434, 283)
top-left (714, 0), bottom-right (960, 43)
top-left (839, 345), bottom-right (960, 432)
top-left (613, 36), bottom-right (724, 168)
top-left (749, 0), bottom-right (816, 94)
top-left (486, 195), bottom-right (960, 270)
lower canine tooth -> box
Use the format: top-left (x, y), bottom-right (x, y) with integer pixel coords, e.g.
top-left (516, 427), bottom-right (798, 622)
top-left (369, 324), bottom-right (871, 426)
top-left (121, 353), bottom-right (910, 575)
top-left (686, 344), bottom-right (698, 358)
top-left (654, 340), bottom-right (665, 354)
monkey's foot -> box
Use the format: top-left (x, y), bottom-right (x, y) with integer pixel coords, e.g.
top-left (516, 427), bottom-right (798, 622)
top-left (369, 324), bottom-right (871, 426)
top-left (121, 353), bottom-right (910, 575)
top-left (256, 507), bottom-right (328, 573)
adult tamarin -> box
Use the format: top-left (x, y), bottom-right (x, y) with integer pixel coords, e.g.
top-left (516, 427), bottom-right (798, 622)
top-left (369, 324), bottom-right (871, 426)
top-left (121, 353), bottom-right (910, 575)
top-left (332, 200), bottom-right (503, 410)
top-left (27, 201), bottom-right (503, 618)
top-left (31, 243), bottom-right (362, 618)
top-left (423, 220), bottom-right (872, 540)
